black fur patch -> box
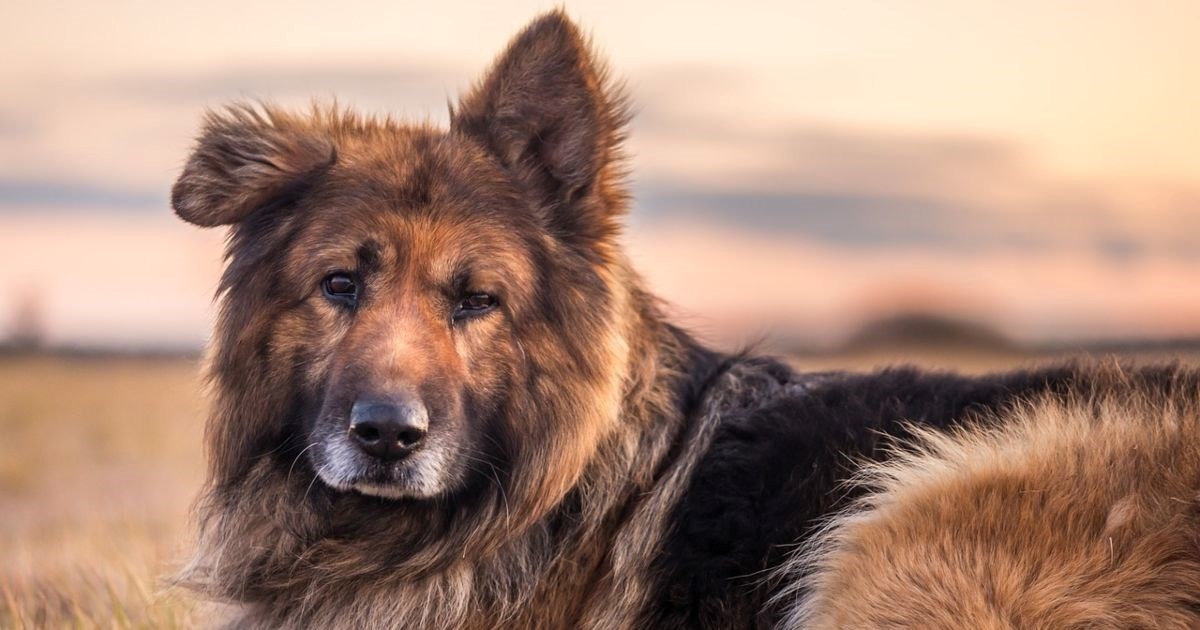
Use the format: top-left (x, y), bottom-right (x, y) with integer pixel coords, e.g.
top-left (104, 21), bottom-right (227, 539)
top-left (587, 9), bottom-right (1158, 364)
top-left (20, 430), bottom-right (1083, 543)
top-left (644, 360), bottom-right (1196, 628)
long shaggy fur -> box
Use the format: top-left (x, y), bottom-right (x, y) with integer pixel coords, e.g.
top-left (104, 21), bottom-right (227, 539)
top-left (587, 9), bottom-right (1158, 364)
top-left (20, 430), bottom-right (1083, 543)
top-left (171, 9), bottom-right (1200, 629)
top-left (173, 11), bottom-right (719, 628)
top-left (778, 365), bottom-right (1200, 629)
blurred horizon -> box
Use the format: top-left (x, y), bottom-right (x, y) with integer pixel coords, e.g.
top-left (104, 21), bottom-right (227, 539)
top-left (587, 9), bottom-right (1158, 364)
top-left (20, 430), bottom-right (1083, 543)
top-left (3, 0), bottom-right (1200, 351)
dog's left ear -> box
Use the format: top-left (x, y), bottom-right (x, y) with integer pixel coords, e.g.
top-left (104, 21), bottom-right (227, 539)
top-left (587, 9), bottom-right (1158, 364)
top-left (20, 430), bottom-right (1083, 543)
top-left (452, 11), bottom-right (628, 244)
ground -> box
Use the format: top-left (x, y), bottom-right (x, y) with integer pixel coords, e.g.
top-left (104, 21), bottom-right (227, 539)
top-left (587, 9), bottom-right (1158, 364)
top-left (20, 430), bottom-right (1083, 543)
top-left (0, 357), bottom-right (204, 628)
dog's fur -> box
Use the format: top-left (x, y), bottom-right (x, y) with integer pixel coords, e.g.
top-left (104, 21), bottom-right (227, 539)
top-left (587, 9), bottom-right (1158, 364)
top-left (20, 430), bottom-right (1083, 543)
top-left (779, 366), bottom-right (1200, 629)
top-left (171, 10), bottom-right (1200, 629)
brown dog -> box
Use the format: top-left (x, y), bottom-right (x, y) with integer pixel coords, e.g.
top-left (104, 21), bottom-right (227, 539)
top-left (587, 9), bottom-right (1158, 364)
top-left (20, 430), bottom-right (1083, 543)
top-left (172, 10), bottom-right (1200, 629)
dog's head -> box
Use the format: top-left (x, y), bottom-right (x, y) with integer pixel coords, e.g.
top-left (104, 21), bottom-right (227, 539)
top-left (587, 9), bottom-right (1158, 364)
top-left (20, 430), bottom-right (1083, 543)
top-left (174, 12), bottom-right (632, 524)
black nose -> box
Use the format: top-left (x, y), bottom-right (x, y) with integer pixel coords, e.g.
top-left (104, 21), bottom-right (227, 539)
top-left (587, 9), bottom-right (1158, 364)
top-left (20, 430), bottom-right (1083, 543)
top-left (349, 396), bottom-right (429, 460)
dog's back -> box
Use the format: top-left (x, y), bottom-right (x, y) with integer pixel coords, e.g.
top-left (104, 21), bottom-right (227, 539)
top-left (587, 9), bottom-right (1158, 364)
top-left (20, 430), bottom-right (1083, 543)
top-left (777, 368), bottom-right (1200, 629)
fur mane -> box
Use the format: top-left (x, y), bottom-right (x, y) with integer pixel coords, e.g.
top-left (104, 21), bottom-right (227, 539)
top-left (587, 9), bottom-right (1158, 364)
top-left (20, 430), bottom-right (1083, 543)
top-left (179, 257), bottom-right (725, 629)
top-left (171, 11), bottom-right (695, 628)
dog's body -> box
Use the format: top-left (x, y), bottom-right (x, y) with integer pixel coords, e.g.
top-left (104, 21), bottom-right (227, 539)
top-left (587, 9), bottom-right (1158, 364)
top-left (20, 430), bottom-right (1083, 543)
top-left (172, 11), bottom-right (1200, 629)
top-left (781, 369), bottom-right (1200, 629)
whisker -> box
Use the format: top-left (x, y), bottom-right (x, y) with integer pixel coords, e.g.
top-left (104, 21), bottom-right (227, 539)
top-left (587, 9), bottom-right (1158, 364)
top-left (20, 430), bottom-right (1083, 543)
top-left (462, 451), bottom-right (511, 530)
top-left (287, 441), bottom-right (321, 484)
top-left (301, 464), bottom-right (325, 505)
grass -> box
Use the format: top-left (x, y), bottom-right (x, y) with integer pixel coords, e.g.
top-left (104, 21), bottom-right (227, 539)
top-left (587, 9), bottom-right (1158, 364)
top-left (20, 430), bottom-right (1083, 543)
top-left (1, 347), bottom-right (1197, 627)
top-left (0, 357), bottom-right (204, 628)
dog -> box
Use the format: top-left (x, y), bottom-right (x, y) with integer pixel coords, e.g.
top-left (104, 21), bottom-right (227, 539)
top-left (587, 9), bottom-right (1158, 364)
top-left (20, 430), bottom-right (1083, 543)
top-left (172, 10), bottom-right (1200, 628)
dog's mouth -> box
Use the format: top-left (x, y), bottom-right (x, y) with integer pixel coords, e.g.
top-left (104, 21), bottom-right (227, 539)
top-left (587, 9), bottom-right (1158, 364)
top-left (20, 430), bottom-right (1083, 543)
top-left (309, 432), bottom-right (455, 500)
top-left (338, 469), bottom-right (434, 501)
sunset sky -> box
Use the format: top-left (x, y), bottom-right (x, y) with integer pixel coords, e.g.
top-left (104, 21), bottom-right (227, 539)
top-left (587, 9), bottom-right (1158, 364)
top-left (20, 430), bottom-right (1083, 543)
top-left (2, 1), bottom-right (1198, 348)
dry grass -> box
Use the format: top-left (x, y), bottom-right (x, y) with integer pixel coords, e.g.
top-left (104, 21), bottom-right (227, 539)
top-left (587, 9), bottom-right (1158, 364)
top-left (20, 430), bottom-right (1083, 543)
top-left (2, 348), bottom-right (1197, 627)
top-left (0, 357), bottom-right (205, 628)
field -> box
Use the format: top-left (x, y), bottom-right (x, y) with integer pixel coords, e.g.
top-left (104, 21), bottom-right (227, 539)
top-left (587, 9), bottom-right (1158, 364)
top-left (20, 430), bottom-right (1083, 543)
top-left (2, 348), bottom-right (1197, 627)
top-left (0, 357), bottom-right (204, 628)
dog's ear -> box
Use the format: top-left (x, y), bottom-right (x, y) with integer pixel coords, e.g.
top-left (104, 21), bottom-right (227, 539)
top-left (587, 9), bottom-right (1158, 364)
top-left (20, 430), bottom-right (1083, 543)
top-left (172, 105), bottom-right (335, 227)
top-left (452, 11), bottom-right (629, 243)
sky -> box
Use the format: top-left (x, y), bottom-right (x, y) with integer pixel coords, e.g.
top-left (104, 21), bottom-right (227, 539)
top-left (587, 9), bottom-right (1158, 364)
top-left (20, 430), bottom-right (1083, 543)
top-left (1, 1), bottom-right (1199, 348)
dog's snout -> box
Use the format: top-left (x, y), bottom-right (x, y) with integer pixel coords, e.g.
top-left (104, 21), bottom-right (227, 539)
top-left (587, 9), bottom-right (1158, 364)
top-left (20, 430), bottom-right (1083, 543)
top-left (349, 396), bottom-right (429, 460)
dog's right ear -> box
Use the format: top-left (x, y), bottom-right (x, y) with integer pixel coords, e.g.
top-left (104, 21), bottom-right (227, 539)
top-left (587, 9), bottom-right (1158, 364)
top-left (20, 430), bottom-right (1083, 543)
top-left (172, 105), bottom-right (335, 227)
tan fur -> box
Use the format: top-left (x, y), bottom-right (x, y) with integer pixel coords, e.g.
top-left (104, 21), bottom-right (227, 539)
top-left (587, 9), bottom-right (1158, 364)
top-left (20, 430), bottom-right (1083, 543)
top-left (778, 366), bottom-right (1200, 629)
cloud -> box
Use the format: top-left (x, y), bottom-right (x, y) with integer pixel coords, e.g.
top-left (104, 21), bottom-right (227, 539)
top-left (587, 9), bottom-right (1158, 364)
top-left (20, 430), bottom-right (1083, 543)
top-left (0, 62), bottom-right (474, 194)
top-left (629, 67), bottom-right (1030, 202)
top-left (633, 182), bottom-right (1200, 261)
top-left (0, 179), bottom-right (163, 210)
top-left (102, 64), bottom-right (467, 119)
top-left (624, 65), bottom-right (1200, 259)
top-left (637, 188), bottom-right (961, 247)
top-left (2, 61), bottom-right (1198, 262)
top-left (0, 108), bottom-right (37, 141)
top-left (624, 217), bottom-right (1200, 347)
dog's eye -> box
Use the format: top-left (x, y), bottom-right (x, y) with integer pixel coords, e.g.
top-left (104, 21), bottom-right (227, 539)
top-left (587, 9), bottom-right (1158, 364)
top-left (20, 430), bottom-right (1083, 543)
top-left (322, 273), bottom-right (359, 306)
top-left (453, 293), bottom-right (497, 321)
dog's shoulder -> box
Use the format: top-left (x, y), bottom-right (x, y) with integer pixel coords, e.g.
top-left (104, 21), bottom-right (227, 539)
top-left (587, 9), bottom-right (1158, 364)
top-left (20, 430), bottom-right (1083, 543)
top-left (643, 360), bottom-right (974, 626)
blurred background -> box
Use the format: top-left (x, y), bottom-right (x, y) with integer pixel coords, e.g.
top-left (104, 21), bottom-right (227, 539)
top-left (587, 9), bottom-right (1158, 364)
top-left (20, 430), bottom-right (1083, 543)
top-left (2, 0), bottom-right (1198, 625)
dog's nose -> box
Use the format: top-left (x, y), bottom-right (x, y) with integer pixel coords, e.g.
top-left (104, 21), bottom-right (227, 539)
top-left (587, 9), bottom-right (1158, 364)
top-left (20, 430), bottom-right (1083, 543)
top-left (349, 396), bottom-right (429, 460)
